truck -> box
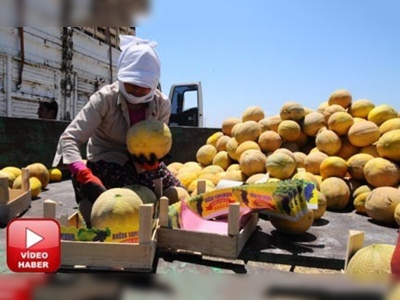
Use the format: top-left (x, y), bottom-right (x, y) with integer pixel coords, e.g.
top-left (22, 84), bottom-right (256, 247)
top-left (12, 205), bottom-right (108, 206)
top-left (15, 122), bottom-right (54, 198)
top-left (0, 27), bottom-right (211, 168)
top-left (0, 27), bottom-right (204, 127)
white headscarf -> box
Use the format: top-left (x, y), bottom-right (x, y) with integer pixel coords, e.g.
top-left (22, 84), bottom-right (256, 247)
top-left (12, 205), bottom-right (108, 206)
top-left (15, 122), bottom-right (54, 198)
top-left (117, 35), bottom-right (161, 93)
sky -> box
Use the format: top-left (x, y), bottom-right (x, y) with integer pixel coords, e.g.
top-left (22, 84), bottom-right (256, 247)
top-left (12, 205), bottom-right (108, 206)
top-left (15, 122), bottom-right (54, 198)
top-left (136, 0), bottom-right (400, 128)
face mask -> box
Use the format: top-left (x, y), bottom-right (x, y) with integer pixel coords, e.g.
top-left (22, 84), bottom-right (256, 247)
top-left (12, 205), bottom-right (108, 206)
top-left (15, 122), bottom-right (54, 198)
top-left (119, 81), bottom-right (155, 104)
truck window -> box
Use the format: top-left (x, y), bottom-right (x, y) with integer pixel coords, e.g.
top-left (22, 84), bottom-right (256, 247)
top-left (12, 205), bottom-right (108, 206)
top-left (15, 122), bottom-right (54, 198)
top-left (170, 85), bottom-right (198, 114)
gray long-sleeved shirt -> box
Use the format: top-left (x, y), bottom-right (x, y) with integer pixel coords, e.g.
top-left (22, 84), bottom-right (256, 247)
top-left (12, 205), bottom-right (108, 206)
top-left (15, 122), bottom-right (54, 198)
top-left (52, 81), bottom-right (171, 167)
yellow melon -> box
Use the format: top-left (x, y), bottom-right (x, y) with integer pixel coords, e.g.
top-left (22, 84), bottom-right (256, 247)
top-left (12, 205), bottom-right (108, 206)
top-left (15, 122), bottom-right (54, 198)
top-left (196, 144), bottom-right (217, 166)
top-left (226, 138), bottom-right (239, 161)
top-left (323, 104), bottom-right (346, 124)
top-left (163, 186), bottom-right (190, 205)
top-left (222, 170), bottom-right (247, 182)
top-left (260, 115), bottom-right (282, 132)
top-left (328, 89), bottom-right (352, 109)
top-left (222, 118), bottom-right (241, 137)
top-left (233, 121), bottom-right (261, 144)
top-left (206, 132), bottom-right (224, 147)
top-left (360, 144), bottom-right (379, 157)
top-left (212, 151), bottom-right (233, 170)
top-left (364, 157), bottom-right (400, 187)
top-left (26, 163), bottom-right (49, 189)
top-left (191, 185), bottom-right (216, 196)
top-left (126, 119), bottom-right (172, 161)
top-left (320, 156), bottom-right (347, 179)
top-left (201, 165), bottom-right (224, 175)
top-left (320, 177), bottom-right (350, 211)
top-left (368, 104), bottom-right (398, 126)
top-left (269, 209), bottom-right (314, 235)
top-left (327, 112), bottom-right (354, 136)
top-left (353, 192), bottom-right (369, 215)
top-left (90, 188), bottom-right (143, 232)
top-left (266, 152), bottom-right (297, 180)
top-left (352, 184), bottom-right (373, 199)
top-left (257, 131), bottom-right (282, 153)
top-left (167, 162), bottom-right (184, 172)
top-left (235, 141), bottom-right (261, 161)
top-left (0, 170), bottom-right (15, 188)
top-left (274, 148), bottom-right (296, 161)
top-left (292, 171), bottom-right (319, 190)
top-left (376, 129), bottom-right (400, 162)
top-left (245, 173), bottom-right (267, 184)
top-left (29, 177), bottom-right (42, 199)
top-left (1, 166), bottom-right (21, 178)
top-left (365, 187), bottom-right (400, 225)
top-left (293, 152), bottom-right (307, 169)
top-left (188, 179), bottom-right (215, 193)
top-left (317, 101), bottom-right (329, 114)
top-left (379, 118), bottom-right (400, 135)
top-left (302, 112), bottom-right (326, 137)
top-left (313, 191), bottom-right (327, 220)
top-left (347, 153), bottom-right (374, 181)
top-left (304, 151), bottom-right (329, 175)
top-left (183, 161), bottom-right (202, 170)
top-left (176, 172), bottom-right (198, 190)
top-left (13, 176), bottom-right (42, 199)
top-left (242, 106), bottom-right (265, 122)
top-left (49, 168), bottom-right (62, 182)
top-left (215, 135), bottom-right (231, 152)
top-left (279, 102), bottom-right (305, 122)
top-left (315, 128), bottom-right (342, 155)
top-left (348, 99), bottom-right (375, 118)
top-left (347, 121), bottom-right (380, 147)
top-left (346, 244), bottom-right (395, 274)
top-left (277, 120), bottom-right (301, 142)
top-left (239, 149), bottom-right (267, 177)
top-left (198, 173), bottom-right (221, 186)
top-left (226, 164), bottom-right (240, 172)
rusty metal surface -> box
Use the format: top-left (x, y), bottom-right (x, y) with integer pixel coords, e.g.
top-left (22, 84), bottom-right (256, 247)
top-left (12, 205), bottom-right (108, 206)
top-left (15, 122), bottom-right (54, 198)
top-left (0, 179), bottom-right (397, 274)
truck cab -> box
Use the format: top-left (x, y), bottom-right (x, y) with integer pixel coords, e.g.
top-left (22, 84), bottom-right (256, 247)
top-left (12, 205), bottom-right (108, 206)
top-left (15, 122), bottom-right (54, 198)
top-left (167, 82), bottom-right (203, 127)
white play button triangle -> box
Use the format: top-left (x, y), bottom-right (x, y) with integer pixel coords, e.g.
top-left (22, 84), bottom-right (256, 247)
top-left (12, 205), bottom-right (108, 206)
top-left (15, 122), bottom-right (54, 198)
top-left (26, 228), bottom-right (44, 249)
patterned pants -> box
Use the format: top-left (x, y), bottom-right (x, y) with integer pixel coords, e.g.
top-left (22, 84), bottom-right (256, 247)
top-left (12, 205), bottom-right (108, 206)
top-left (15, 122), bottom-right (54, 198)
top-left (86, 160), bottom-right (183, 192)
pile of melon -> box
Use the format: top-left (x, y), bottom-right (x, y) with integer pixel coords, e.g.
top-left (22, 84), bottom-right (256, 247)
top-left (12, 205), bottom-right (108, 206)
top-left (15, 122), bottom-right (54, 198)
top-left (0, 163), bottom-right (62, 199)
top-left (167, 89), bottom-right (400, 233)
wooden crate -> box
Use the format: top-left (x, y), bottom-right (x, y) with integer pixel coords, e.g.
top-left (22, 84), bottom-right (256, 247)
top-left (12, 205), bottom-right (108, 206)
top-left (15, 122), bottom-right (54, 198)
top-left (43, 200), bottom-right (157, 272)
top-left (0, 168), bottom-right (31, 224)
top-left (156, 181), bottom-right (258, 259)
top-left (343, 230), bottom-right (365, 273)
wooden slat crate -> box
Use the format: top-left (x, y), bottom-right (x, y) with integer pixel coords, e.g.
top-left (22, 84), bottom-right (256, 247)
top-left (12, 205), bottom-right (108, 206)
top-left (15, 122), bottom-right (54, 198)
top-left (0, 168), bottom-right (31, 224)
top-left (157, 180), bottom-right (258, 259)
top-left (43, 199), bottom-right (157, 272)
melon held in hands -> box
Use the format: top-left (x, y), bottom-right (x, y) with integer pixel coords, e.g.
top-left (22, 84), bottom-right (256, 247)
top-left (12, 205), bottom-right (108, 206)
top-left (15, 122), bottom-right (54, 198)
top-left (126, 120), bottom-right (172, 161)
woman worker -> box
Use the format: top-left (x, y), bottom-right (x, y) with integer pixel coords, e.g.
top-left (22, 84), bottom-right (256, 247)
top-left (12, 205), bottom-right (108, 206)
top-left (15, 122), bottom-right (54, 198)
top-left (52, 36), bottom-right (183, 205)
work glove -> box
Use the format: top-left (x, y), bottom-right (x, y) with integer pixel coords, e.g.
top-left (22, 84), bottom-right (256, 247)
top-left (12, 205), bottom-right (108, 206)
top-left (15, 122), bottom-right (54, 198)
top-left (130, 153), bottom-right (172, 171)
top-left (70, 162), bottom-right (106, 204)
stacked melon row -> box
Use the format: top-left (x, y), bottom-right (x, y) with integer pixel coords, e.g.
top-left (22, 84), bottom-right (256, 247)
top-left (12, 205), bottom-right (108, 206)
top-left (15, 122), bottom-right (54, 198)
top-left (167, 89), bottom-right (400, 232)
top-left (0, 163), bottom-right (62, 199)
